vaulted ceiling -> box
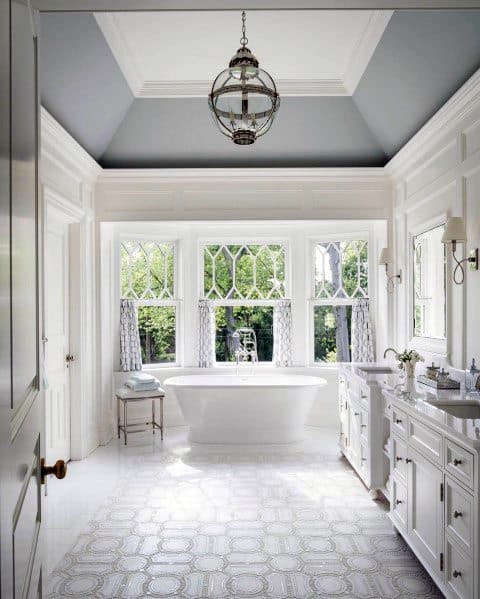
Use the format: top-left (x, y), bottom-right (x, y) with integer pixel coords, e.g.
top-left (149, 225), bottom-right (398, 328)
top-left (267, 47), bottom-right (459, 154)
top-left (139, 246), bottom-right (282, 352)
top-left (39, 9), bottom-right (480, 168)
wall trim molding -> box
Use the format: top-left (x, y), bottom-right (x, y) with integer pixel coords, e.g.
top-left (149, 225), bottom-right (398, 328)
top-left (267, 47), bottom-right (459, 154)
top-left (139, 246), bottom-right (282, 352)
top-left (41, 107), bottom-right (102, 184)
top-left (97, 167), bottom-right (391, 184)
top-left (95, 10), bottom-right (391, 98)
top-left (386, 68), bottom-right (480, 179)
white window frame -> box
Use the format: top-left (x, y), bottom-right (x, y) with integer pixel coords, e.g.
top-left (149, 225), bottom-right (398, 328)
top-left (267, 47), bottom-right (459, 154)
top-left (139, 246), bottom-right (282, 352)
top-left (308, 233), bottom-right (372, 365)
top-left (199, 237), bottom-right (290, 364)
top-left (119, 235), bottom-right (181, 368)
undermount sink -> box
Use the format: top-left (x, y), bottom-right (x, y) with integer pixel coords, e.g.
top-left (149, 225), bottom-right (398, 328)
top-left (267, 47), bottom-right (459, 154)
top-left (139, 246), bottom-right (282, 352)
top-left (426, 399), bottom-right (480, 419)
top-left (358, 366), bottom-right (394, 374)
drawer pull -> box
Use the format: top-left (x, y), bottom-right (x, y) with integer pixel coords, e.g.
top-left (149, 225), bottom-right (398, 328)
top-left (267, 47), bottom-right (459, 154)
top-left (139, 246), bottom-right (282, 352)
top-left (405, 458), bottom-right (412, 463)
top-left (354, 412), bottom-right (360, 416)
top-left (361, 424), bottom-right (367, 428)
top-left (453, 510), bottom-right (463, 519)
top-left (453, 458), bottom-right (463, 466)
top-left (395, 419), bottom-right (403, 424)
top-left (396, 456), bottom-right (403, 461)
top-left (361, 457), bottom-right (367, 462)
top-left (395, 499), bottom-right (403, 505)
top-left (361, 393), bottom-right (367, 399)
top-left (452, 570), bottom-right (462, 578)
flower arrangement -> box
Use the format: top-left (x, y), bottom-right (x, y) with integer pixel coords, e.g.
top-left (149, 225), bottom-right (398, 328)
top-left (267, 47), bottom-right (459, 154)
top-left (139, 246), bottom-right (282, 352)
top-left (397, 349), bottom-right (424, 378)
top-left (397, 349), bottom-right (424, 365)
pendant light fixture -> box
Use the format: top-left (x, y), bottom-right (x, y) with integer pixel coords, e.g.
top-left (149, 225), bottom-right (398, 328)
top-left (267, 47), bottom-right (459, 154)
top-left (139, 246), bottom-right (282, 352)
top-left (208, 11), bottom-right (280, 145)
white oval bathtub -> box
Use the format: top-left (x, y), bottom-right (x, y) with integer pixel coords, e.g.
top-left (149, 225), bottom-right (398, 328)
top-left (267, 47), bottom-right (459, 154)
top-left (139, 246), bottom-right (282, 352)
top-left (164, 374), bottom-right (327, 444)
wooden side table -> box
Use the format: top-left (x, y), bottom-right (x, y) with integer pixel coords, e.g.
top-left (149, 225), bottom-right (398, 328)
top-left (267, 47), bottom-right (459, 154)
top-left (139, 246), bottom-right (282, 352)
top-left (115, 387), bottom-right (165, 445)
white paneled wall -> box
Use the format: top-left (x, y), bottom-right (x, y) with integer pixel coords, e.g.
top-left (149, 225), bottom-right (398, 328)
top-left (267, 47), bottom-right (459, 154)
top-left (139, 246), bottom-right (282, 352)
top-left (388, 69), bottom-right (480, 371)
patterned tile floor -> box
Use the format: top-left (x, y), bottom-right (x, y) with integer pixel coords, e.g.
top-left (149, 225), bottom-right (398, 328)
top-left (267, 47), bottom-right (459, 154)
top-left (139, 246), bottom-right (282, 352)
top-left (46, 427), bottom-right (443, 598)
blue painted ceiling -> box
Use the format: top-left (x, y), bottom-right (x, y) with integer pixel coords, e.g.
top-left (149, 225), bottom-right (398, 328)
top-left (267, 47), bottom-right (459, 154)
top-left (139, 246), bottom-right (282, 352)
top-left (39, 10), bottom-right (480, 168)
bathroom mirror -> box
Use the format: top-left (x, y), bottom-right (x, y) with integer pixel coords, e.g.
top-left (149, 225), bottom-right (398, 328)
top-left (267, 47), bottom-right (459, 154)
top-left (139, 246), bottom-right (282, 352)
top-left (412, 223), bottom-right (446, 340)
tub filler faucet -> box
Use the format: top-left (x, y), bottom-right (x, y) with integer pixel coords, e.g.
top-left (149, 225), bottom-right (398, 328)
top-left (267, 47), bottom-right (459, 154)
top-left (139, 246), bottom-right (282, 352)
top-left (233, 328), bottom-right (258, 376)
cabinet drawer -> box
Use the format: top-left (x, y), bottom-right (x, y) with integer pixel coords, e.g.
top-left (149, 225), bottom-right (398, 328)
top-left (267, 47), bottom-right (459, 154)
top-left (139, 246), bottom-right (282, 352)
top-left (445, 537), bottom-right (474, 599)
top-left (445, 440), bottom-right (474, 490)
top-left (391, 407), bottom-right (407, 438)
top-left (390, 476), bottom-right (407, 532)
top-left (445, 477), bottom-right (474, 555)
top-left (392, 436), bottom-right (408, 481)
top-left (408, 418), bottom-right (442, 465)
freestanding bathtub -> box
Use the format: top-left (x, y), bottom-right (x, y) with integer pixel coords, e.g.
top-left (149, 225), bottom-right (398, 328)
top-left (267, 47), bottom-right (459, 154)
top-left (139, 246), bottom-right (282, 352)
top-left (163, 374), bottom-right (327, 444)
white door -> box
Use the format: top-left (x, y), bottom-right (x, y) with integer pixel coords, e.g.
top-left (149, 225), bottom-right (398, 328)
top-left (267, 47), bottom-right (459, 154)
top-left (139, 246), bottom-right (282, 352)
top-left (45, 208), bottom-right (71, 463)
top-left (1, 2), bottom-right (49, 597)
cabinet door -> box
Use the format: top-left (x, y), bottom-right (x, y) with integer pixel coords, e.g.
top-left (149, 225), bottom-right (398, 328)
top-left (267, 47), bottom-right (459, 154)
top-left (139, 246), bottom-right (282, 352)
top-left (408, 447), bottom-right (444, 578)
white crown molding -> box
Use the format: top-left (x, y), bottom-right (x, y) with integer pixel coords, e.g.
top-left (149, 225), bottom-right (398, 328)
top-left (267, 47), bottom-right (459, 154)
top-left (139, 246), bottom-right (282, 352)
top-left (41, 107), bottom-right (102, 183)
top-left (343, 10), bottom-right (393, 95)
top-left (138, 78), bottom-right (349, 97)
top-left (95, 10), bottom-right (391, 98)
top-left (386, 67), bottom-right (480, 179)
top-left (97, 167), bottom-right (391, 184)
top-left (94, 13), bottom-right (144, 96)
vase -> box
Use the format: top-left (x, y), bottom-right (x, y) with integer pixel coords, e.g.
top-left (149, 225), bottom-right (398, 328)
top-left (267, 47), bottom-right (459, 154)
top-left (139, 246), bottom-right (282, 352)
top-left (404, 360), bottom-right (416, 378)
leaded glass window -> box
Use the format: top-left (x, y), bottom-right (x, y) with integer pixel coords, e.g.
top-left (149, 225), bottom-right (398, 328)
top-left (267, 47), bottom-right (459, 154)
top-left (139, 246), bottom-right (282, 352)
top-left (312, 239), bottom-right (369, 363)
top-left (202, 242), bottom-right (287, 362)
top-left (121, 240), bottom-right (174, 300)
top-left (314, 240), bottom-right (368, 299)
top-left (203, 243), bottom-right (286, 300)
top-left (120, 240), bottom-right (177, 365)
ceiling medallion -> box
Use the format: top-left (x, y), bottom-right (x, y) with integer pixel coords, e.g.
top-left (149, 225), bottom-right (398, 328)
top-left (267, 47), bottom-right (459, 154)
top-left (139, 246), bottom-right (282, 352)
top-left (208, 11), bottom-right (280, 145)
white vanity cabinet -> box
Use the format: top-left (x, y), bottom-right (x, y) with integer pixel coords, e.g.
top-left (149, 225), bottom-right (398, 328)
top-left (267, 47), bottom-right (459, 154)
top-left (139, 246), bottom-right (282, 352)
top-left (386, 391), bottom-right (479, 599)
top-left (338, 367), bottom-right (390, 497)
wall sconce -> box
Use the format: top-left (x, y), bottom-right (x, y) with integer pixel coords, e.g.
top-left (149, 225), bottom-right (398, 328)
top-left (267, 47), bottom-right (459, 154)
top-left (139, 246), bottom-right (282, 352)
top-left (378, 247), bottom-right (402, 293)
top-left (441, 217), bottom-right (478, 285)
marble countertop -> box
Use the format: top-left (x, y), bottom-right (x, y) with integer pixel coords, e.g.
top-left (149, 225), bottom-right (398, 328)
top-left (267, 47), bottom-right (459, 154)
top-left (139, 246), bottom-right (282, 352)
top-left (383, 381), bottom-right (480, 449)
top-left (340, 362), bottom-right (480, 448)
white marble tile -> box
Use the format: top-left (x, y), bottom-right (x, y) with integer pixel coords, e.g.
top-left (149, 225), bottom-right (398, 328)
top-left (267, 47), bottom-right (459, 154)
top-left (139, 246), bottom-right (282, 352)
top-left (45, 427), bottom-right (442, 598)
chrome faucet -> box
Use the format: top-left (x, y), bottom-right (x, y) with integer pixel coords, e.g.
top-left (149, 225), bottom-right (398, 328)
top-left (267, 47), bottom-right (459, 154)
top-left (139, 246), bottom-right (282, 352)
top-left (383, 347), bottom-right (399, 360)
top-left (233, 328), bottom-right (258, 375)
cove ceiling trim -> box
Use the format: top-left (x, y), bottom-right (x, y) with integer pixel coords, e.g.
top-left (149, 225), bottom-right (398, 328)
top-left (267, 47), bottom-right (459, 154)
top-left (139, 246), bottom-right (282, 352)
top-left (94, 10), bottom-right (393, 98)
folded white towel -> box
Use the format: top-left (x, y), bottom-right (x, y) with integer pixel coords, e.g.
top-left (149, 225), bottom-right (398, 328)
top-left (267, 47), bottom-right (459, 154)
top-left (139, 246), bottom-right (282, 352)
top-left (130, 372), bottom-right (156, 382)
top-left (125, 378), bottom-right (160, 391)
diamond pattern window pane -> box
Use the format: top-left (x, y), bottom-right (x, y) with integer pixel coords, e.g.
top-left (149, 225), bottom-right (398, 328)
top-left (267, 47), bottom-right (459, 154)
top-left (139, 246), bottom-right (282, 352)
top-left (121, 241), bottom-right (175, 300)
top-left (203, 243), bottom-right (286, 300)
top-left (314, 240), bottom-right (368, 299)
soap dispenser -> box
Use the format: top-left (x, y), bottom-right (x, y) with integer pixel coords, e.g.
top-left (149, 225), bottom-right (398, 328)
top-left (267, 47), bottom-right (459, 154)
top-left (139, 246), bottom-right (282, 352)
top-left (466, 358), bottom-right (480, 394)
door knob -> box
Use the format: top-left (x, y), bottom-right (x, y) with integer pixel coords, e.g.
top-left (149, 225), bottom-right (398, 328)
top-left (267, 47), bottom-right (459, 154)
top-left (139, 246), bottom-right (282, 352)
top-left (65, 354), bottom-right (75, 368)
top-left (40, 458), bottom-right (67, 485)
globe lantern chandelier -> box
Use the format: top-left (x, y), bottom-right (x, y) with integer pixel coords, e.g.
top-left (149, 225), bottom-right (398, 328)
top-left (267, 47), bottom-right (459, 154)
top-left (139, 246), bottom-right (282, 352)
top-left (208, 11), bottom-right (280, 145)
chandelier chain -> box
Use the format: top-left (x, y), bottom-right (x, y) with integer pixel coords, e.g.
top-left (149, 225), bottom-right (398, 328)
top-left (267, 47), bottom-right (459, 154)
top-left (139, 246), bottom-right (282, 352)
top-left (240, 10), bottom-right (248, 47)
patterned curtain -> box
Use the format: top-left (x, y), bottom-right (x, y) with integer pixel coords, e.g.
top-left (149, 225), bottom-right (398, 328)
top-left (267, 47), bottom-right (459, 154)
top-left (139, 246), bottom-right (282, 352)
top-left (198, 300), bottom-right (215, 368)
top-left (120, 299), bottom-right (143, 372)
top-left (273, 299), bottom-right (293, 367)
top-left (351, 298), bottom-right (375, 363)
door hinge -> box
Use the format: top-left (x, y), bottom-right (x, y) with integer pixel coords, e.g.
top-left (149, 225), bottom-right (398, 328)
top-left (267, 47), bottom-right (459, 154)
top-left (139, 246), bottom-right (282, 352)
top-left (440, 552), bottom-right (444, 572)
top-left (440, 482), bottom-right (444, 502)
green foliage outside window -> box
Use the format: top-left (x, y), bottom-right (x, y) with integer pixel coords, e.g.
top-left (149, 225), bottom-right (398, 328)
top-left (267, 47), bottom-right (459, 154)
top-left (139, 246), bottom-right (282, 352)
top-left (215, 306), bottom-right (273, 362)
